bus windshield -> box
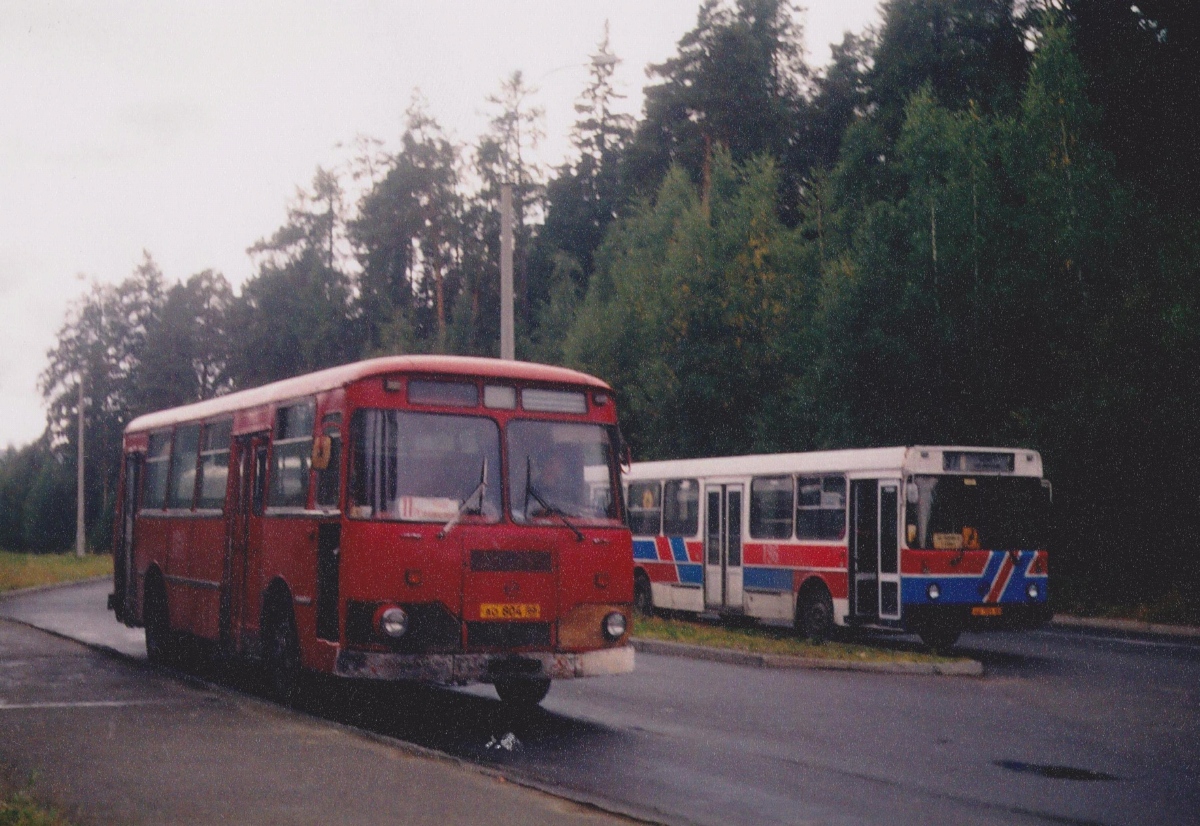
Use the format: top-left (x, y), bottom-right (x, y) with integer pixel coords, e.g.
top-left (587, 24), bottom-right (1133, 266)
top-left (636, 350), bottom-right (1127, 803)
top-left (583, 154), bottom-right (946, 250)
top-left (508, 420), bottom-right (621, 526)
top-left (350, 410), bottom-right (502, 521)
top-left (907, 475), bottom-right (1048, 551)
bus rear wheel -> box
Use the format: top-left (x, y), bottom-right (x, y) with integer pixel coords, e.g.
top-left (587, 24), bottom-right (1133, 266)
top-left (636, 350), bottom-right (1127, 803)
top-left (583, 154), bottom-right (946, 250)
top-left (494, 676), bottom-right (551, 708)
top-left (143, 578), bottom-right (176, 666)
top-left (797, 584), bottom-right (834, 644)
top-left (634, 571), bottom-right (654, 618)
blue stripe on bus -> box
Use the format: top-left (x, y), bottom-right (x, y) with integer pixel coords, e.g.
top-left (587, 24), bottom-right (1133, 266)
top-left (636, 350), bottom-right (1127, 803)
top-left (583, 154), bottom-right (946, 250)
top-left (678, 563), bottom-right (704, 585)
top-left (742, 566), bottom-right (793, 592)
top-left (669, 536), bottom-right (690, 562)
top-left (633, 539), bottom-right (659, 561)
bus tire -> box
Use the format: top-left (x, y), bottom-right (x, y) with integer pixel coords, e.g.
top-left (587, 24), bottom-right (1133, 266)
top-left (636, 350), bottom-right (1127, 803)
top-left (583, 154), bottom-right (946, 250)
top-left (263, 602), bottom-right (302, 705)
top-left (494, 676), bottom-right (551, 708)
top-left (634, 571), bottom-right (654, 618)
top-left (919, 625), bottom-right (961, 655)
top-left (797, 582), bottom-right (834, 645)
top-left (143, 574), bottom-right (175, 666)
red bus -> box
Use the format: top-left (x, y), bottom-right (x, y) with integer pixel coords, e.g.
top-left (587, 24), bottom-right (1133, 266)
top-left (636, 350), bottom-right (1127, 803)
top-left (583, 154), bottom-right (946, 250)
top-left (109, 356), bottom-right (634, 706)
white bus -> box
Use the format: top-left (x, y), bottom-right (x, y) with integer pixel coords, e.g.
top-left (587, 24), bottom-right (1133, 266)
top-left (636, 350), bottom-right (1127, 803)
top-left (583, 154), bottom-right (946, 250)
top-left (625, 446), bottom-right (1051, 651)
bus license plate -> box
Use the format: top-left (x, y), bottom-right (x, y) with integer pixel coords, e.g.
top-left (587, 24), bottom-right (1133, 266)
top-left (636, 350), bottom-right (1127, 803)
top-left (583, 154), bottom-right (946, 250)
top-left (972, 606), bottom-right (1002, 617)
top-left (480, 603), bottom-right (541, 620)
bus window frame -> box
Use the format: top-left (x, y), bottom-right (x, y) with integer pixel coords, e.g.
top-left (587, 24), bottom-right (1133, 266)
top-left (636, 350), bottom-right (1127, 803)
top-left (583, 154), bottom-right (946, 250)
top-left (266, 398), bottom-right (317, 514)
top-left (662, 478), bottom-right (701, 538)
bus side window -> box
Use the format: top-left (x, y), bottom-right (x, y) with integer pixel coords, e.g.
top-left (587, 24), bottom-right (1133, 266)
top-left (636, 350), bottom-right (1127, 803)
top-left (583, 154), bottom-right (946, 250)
top-left (627, 481), bottom-right (662, 536)
top-left (315, 413), bottom-right (342, 510)
top-left (271, 400), bottom-right (316, 509)
top-left (196, 419), bottom-right (232, 511)
top-left (663, 479), bottom-right (699, 537)
top-left (797, 474), bottom-right (847, 540)
top-left (750, 475), bottom-right (793, 539)
top-left (142, 431), bottom-right (172, 510)
top-left (253, 445), bottom-right (268, 516)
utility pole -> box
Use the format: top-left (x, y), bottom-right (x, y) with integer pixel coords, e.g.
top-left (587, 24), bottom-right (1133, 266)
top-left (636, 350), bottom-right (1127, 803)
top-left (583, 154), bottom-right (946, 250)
top-left (500, 182), bottom-right (515, 360)
top-left (75, 376), bottom-right (85, 557)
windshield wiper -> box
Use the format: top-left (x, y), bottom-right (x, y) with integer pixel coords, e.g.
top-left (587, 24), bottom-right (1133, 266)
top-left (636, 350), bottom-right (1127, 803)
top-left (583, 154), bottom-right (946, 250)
top-left (524, 456), bottom-right (584, 542)
top-left (439, 458), bottom-right (488, 539)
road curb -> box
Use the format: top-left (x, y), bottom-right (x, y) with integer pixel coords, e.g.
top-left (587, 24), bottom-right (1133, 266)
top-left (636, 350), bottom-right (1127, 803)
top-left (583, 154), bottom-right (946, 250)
top-left (1051, 614), bottom-right (1200, 639)
top-left (0, 575), bottom-right (112, 601)
top-left (631, 638), bottom-right (984, 676)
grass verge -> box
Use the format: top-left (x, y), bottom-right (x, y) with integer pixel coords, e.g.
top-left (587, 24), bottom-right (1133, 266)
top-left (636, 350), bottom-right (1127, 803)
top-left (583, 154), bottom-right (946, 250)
top-left (0, 551), bottom-right (112, 594)
top-left (634, 614), bottom-right (961, 664)
top-left (0, 789), bottom-right (72, 826)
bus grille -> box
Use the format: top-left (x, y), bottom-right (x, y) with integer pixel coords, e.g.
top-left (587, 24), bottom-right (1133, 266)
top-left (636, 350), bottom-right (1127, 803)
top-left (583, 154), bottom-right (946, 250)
top-left (466, 621), bottom-right (551, 649)
top-left (470, 550), bottom-right (552, 572)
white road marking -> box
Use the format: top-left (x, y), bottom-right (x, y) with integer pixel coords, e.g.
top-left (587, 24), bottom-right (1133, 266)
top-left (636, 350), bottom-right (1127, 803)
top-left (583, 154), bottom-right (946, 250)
top-left (1033, 628), bottom-right (1199, 651)
top-left (0, 699), bottom-right (172, 711)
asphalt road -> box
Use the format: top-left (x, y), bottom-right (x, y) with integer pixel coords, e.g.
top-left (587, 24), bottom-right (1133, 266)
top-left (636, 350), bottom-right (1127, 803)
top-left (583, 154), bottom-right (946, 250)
top-left (0, 605), bottom-right (631, 826)
top-left (4, 580), bottom-right (1198, 826)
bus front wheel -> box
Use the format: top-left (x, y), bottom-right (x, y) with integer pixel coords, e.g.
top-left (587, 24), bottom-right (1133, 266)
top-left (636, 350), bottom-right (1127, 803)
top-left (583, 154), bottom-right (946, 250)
top-left (797, 584), bottom-right (834, 644)
top-left (263, 605), bottom-right (302, 705)
top-left (494, 676), bottom-right (551, 708)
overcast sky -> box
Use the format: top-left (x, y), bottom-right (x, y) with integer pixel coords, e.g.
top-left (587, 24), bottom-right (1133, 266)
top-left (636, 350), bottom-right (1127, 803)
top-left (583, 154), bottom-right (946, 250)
top-left (0, 1), bottom-right (880, 449)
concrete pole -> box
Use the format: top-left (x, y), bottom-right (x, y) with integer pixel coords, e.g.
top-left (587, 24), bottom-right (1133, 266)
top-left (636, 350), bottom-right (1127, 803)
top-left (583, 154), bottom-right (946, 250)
top-left (75, 377), bottom-right (86, 557)
top-left (500, 183), bottom-right (515, 361)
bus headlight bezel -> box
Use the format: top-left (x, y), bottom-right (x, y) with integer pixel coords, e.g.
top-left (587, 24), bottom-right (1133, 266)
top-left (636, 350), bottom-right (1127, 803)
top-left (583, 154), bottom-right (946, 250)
top-left (602, 611), bottom-right (627, 641)
top-left (378, 606), bottom-right (409, 638)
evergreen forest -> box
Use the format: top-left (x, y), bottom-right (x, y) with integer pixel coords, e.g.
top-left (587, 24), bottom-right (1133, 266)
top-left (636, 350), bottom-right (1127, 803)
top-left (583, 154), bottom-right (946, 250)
top-left (4, 0), bottom-right (1198, 619)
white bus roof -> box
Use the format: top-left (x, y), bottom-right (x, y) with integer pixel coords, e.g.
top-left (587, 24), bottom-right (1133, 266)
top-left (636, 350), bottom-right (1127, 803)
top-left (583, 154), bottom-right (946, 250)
top-left (625, 446), bottom-right (1043, 480)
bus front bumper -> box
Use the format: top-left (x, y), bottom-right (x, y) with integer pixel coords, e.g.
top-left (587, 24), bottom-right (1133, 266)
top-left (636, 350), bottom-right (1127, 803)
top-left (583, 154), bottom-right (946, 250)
top-left (334, 644), bottom-right (635, 684)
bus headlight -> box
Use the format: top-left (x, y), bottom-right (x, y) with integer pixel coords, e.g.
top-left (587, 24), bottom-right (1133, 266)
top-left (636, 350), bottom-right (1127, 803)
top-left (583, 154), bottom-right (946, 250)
top-left (378, 606), bottom-right (409, 638)
top-left (602, 611), bottom-right (627, 641)
top-left (927, 583), bottom-right (941, 601)
top-left (1027, 583), bottom-right (1039, 600)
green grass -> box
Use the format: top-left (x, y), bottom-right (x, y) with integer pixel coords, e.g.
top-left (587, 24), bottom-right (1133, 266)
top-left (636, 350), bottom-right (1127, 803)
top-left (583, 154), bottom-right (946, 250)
top-left (634, 614), bottom-right (962, 664)
top-left (1052, 580), bottom-right (1200, 627)
top-left (0, 551), bottom-right (112, 594)
top-left (0, 790), bottom-right (71, 826)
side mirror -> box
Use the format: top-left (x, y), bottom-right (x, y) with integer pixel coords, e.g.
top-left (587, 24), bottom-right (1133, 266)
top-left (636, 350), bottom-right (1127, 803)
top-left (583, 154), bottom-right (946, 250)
top-left (312, 435), bottom-right (332, 471)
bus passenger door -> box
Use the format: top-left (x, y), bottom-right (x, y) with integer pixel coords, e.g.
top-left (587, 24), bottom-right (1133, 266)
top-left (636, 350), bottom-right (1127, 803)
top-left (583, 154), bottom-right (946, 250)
top-left (704, 484), bottom-right (743, 610)
top-left (851, 480), bottom-right (878, 619)
top-left (850, 479), bottom-right (902, 621)
top-left (223, 434), bottom-right (266, 652)
top-left (114, 453), bottom-right (141, 623)
top-left (877, 482), bottom-right (901, 620)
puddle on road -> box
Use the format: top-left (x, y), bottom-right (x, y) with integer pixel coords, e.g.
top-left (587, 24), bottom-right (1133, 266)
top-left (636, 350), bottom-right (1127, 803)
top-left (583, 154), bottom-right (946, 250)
top-left (995, 760), bottom-right (1119, 781)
